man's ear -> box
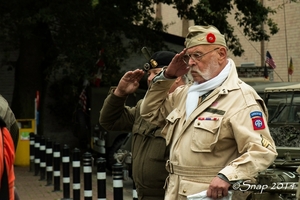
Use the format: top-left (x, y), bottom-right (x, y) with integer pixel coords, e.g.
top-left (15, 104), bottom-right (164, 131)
top-left (217, 47), bottom-right (227, 63)
top-left (218, 47), bottom-right (227, 58)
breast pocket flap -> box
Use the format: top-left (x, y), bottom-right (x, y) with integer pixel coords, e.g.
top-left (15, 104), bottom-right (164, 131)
top-left (193, 117), bottom-right (222, 134)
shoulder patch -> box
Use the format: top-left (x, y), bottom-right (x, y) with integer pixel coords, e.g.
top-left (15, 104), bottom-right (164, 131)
top-left (250, 111), bottom-right (265, 130)
top-left (250, 111), bottom-right (263, 118)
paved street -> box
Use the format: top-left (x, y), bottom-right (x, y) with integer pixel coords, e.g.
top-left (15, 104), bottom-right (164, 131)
top-left (15, 165), bottom-right (134, 200)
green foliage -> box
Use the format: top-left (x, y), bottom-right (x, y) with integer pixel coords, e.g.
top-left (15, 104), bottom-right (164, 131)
top-left (1, 0), bottom-right (169, 85)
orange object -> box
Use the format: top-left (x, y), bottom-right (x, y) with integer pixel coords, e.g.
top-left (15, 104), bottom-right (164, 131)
top-left (0, 126), bottom-right (15, 200)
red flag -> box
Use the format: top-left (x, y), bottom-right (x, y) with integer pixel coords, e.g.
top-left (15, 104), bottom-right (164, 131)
top-left (265, 51), bottom-right (276, 69)
top-left (79, 87), bottom-right (87, 112)
top-left (78, 80), bottom-right (89, 112)
top-left (94, 48), bottom-right (105, 87)
top-left (288, 57), bottom-right (294, 75)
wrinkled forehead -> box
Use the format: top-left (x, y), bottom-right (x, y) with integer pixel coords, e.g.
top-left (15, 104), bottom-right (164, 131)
top-left (186, 45), bottom-right (210, 53)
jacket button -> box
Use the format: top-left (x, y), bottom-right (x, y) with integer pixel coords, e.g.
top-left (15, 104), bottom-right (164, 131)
top-left (234, 175), bottom-right (238, 178)
top-left (183, 189), bottom-right (186, 193)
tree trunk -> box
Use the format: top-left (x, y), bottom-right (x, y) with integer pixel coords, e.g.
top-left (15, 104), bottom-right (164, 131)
top-left (11, 23), bottom-right (56, 135)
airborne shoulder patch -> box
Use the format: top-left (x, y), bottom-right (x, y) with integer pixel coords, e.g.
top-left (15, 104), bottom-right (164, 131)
top-left (250, 111), bottom-right (265, 130)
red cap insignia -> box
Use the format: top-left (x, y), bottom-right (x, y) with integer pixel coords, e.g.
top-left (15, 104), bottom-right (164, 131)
top-left (206, 33), bottom-right (216, 43)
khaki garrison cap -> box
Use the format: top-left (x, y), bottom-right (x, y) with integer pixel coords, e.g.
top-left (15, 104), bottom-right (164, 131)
top-left (184, 25), bottom-right (227, 49)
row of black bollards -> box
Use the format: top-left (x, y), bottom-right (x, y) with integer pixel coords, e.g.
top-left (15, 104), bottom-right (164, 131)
top-left (34, 134), bottom-right (40, 176)
top-left (53, 142), bottom-right (61, 191)
top-left (29, 133), bottom-right (129, 200)
top-left (62, 144), bottom-right (71, 199)
top-left (83, 151), bottom-right (92, 200)
top-left (112, 163), bottom-right (123, 200)
top-left (97, 157), bottom-right (106, 199)
top-left (39, 136), bottom-right (46, 180)
top-left (46, 139), bottom-right (53, 186)
top-left (72, 148), bottom-right (81, 199)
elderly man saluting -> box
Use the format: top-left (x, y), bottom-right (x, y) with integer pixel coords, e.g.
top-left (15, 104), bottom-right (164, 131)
top-left (135, 25), bottom-right (278, 200)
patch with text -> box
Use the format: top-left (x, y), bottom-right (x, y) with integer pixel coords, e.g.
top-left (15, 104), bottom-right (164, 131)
top-left (250, 111), bottom-right (265, 130)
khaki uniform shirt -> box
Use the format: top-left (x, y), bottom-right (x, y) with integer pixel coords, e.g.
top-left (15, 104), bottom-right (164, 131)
top-left (0, 95), bottom-right (18, 149)
top-left (140, 59), bottom-right (278, 200)
top-left (99, 93), bottom-right (169, 200)
top-left (0, 95), bottom-right (16, 129)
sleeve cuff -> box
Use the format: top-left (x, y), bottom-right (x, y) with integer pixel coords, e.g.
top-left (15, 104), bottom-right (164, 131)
top-left (153, 68), bottom-right (176, 83)
top-left (219, 165), bottom-right (255, 183)
top-left (217, 173), bottom-right (231, 184)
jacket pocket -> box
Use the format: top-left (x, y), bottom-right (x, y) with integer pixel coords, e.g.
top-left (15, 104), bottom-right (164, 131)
top-left (191, 117), bottom-right (223, 152)
top-left (162, 108), bottom-right (183, 145)
top-left (178, 178), bottom-right (211, 198)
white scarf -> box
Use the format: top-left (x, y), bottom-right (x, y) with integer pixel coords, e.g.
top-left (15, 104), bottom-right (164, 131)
top-left (185, 59), bottom-right (232, 119)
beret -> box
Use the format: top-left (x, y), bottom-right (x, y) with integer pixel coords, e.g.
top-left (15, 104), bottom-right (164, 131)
top-left (144, 51), bottom-right (176, 71)
top-left (184, 25), bottom-right (227, 49)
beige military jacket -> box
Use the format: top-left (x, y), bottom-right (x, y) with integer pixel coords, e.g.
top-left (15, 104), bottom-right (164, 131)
top-left (0, 95), bottom-right (16, 128)
top-left (0, 95), bottom-right (19, 149)
top-left (140, 59), bottom-right (278, 200)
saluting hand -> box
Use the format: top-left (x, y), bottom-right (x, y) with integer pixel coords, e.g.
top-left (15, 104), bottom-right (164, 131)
top-left (114, 69), bottom-right (144, 97)
top-left (164, 50), bottom-right (190, 78)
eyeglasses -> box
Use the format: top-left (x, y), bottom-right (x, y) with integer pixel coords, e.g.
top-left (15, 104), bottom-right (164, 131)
top-left (183, 47), bottom-right (220, 65)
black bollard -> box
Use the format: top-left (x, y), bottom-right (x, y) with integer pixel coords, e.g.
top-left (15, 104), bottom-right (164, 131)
top-left (39, 136), bottom-right (46, 180)
top-left (112, 163), bottom-right (123, 200)
top-left (72, 148), bottom-right (81, 200)
top-left (83, 152), bottom-right (93, 200)
top-left (53, 142), bottom-right (61, 192)
top-left (62, 144), bottom-right (71, 200)
top-left (46, 138), bottom-right (53, 186)
top-left (133, 180), bottom-right (138, 200)
top-left (29, 132), bottom-right (35, 172)
top-left (34, 135), bottom-right (40, 176)
top-left (97, 157), bottom-right (106, 199)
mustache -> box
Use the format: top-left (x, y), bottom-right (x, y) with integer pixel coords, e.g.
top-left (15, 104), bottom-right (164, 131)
top-left (190, 66), bottom-right (210, 81)
top-left (190, 66), bottom-right (198, 72)
top-left (190, 66), bottom-right (201, 74)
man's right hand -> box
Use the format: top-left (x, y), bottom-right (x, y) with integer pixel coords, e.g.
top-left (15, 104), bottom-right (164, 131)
top-left (164, 50), bottom-right (190, 78)
top-left (114, 69), bottom-right (144, 97)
